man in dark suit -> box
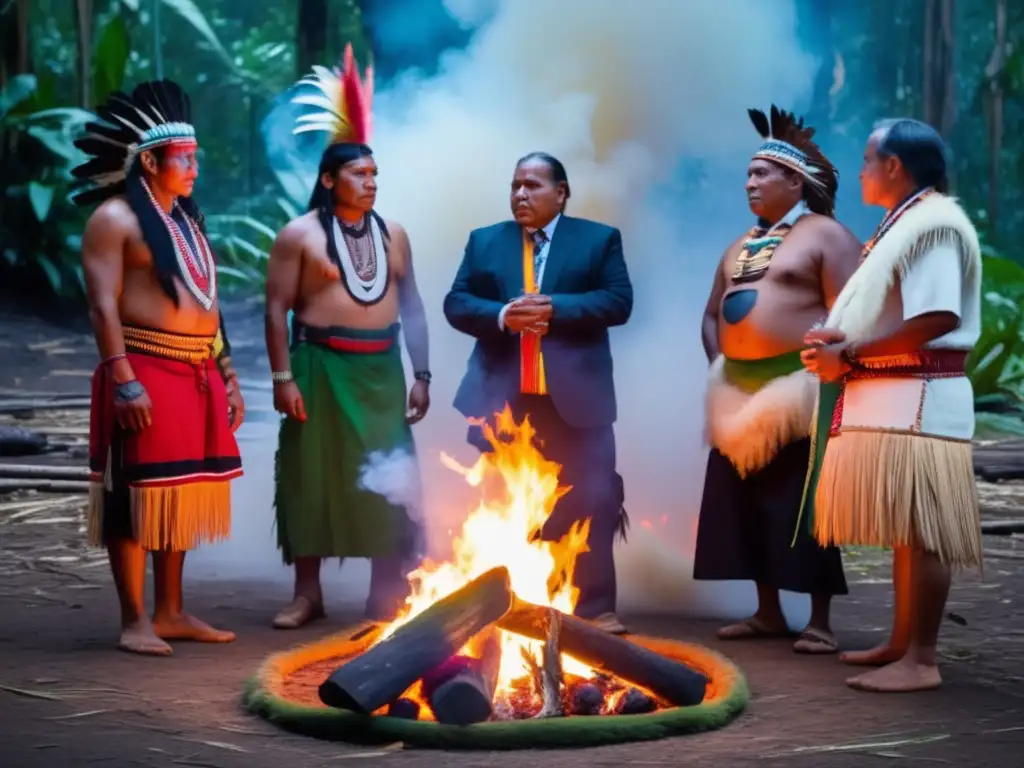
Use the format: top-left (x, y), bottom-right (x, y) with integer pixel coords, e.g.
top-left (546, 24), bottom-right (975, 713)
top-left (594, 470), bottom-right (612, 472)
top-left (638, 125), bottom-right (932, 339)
top-left (444, 152), bottom-right (633, 633)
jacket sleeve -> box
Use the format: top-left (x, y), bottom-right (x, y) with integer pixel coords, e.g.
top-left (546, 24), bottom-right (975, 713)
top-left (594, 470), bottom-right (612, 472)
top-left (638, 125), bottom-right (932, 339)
top-left (443, 231), bottom-right (508, 341)
top-left (550, 228), bottom-right (633, 332)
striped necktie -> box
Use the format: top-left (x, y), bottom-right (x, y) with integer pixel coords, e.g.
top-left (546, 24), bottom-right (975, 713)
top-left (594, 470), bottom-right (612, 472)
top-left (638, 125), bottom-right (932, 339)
top-left (531, 228), bottom-right (548, 281)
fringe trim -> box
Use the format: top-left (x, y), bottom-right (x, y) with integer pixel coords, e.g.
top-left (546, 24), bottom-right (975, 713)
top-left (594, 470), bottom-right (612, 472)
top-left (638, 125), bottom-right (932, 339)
top-left (86, 482), bottom-right (106, 548)
top-left (705, 356), bottom-right (816, 477)
top-left (130, 482), bottom-right (232, 552)
top-left (825, 195), bottom-right (981, 343)
top-left (814, 430), bottom-right (983, 569)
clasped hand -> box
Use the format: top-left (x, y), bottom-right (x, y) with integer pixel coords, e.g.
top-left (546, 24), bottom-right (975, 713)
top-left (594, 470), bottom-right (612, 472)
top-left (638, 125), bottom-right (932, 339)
top-left (504, 294), bottom-right (553, 335)
top-left (800, 327), bottom-right (850, 383)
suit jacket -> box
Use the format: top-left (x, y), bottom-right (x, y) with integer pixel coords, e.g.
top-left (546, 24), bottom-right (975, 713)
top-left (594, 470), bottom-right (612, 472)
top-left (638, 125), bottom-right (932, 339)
top-left (443, 215), bottom-right (633, 429)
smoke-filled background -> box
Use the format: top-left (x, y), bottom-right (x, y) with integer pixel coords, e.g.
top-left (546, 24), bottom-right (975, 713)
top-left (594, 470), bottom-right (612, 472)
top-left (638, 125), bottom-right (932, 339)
top-left (183, 0), bottom-right (871, 628)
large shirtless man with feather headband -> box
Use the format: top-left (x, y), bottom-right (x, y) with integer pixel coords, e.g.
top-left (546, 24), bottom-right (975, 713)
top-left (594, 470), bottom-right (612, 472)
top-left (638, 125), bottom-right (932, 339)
top-left (266, 46), bottom-right (430, 629)
top-left (693, 106), bottom-right (862, 654)
top-left (73, 80), bottom-right (244, 656)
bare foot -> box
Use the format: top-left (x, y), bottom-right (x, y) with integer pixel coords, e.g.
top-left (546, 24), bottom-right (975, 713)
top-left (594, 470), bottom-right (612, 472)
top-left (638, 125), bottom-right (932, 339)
top-left (717, 616), bottom-right (792, 640)
top-left (846, 658), bottom-right (942, 693)
top-left (840, 642), bottom-right (907, 667)
top-left (272, 596), bottom-right (326, 630)
top-left (152, 613), bottom-right (236, 643)
top-left (118, 621), bottom-right (173, 657)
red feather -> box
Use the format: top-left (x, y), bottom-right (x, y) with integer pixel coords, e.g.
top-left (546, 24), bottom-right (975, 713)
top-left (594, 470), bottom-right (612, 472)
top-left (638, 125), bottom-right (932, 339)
top-left (341, 43), bottom-right (373, 144)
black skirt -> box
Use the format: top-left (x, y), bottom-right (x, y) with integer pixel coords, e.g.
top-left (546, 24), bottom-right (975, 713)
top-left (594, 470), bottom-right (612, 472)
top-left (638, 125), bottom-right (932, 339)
top-left (693, 438), bottom-right (848, 596)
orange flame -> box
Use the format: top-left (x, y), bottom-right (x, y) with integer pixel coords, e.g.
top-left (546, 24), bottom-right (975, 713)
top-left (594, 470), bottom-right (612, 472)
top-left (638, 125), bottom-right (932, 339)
top-left (375, 404), bottom-right (595, 690)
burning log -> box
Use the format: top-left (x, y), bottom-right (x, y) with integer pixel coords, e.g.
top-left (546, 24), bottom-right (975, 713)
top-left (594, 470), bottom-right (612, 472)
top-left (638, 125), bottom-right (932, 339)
top-left (386, 697), bottom-right (421, 720)
top-left (535, 608), bottom-right (564, 718)
top-left (570, 682), bottom-right (603, 715)
top-left (318, 566), bottom-right (513, 714)
top-left (616, 687), bottom-right (656, 715)
top-left (497, 596), bottom-right (708, 707)
top-left (426, 627), bottom-right (502, 726)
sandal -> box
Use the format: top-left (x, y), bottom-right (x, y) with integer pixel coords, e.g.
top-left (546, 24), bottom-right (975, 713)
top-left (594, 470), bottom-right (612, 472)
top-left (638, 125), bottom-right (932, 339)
top-left (272, 596), bottom-right (326, 630)
top-left (793, 626), bottom-right (839, 654)
top-left (716, 617), bottom-right (795, 640)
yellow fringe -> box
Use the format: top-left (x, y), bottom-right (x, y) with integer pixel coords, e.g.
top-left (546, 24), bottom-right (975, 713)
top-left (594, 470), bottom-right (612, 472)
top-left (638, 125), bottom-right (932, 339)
top-left (87, 480), bottom-right (233, 551)
top-left (814, 429), bottom-right (983, 568)
top-left (129, 482), bottom-right (232, 551)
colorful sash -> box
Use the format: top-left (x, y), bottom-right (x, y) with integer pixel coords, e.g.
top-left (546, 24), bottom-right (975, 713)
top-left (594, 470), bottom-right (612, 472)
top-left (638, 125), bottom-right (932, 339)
top-left (519, 233), bottom-right (547, 395)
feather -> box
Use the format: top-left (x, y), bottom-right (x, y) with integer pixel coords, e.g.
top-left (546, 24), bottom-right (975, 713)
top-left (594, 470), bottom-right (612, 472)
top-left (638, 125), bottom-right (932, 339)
top-left (747, 109), bottom-right (770, 138)
top-left (291, 43), bottom-right (373, 146)
top-left (69, 78), bottom-right (198, 209)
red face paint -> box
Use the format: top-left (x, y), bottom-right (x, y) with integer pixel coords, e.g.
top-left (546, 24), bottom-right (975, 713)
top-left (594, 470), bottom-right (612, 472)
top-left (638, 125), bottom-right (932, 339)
top-left (152, 140), bottom-right (200, 198)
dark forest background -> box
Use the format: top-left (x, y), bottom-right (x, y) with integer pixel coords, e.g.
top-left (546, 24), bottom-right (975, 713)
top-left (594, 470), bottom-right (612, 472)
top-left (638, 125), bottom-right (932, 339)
top-left (2, 0), bottom-right (1024, 430)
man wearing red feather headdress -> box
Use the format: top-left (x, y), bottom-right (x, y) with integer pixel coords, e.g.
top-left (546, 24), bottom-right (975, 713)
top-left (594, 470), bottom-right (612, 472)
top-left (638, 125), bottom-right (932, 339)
top-left (266, 46), bottom-right (431, 629)
top-left (72, 80), bottom-right (244, 656)
top-left (693, 106), bottom-right (862, 654)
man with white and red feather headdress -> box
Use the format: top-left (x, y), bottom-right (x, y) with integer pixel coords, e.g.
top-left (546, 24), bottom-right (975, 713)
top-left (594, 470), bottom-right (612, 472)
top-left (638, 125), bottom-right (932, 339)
top-left (266, 46), bottom-right (431, 630)
top-left (72, 80), bottom-right (244, 656)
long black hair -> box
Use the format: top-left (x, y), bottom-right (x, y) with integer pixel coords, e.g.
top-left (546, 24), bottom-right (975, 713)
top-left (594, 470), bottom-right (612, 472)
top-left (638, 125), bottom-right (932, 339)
top-left (124, 148), bottom-right (211, 307)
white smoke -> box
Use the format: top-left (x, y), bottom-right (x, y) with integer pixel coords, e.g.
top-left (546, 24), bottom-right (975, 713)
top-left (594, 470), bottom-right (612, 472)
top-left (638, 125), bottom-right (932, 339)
top-left (370, 0), bottom-right (818, 621)
top-left (357, 448), bottom-right (424, 525)
top-left (199, 0), bottom-right (823, 624)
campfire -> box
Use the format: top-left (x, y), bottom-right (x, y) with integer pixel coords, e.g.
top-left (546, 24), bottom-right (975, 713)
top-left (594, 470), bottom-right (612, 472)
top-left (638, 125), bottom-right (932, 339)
top-left (316, 407), bottom-right (709, 725)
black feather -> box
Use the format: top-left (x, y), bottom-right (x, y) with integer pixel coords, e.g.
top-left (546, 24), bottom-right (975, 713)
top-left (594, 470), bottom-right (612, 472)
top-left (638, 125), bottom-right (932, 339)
top-left (748, 108), bottom-right (770, 138)
top-left (69, 180), bottom-right (126, 207)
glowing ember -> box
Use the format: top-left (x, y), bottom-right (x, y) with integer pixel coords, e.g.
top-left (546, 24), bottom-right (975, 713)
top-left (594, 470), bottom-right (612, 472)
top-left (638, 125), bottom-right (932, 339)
top-left (375, 405), bottom-right (594, 693)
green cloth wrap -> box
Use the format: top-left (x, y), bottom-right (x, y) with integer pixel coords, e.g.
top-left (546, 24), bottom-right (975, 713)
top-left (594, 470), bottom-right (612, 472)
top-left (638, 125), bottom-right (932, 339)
top-left (721, 350), bottom-right (805, 393)
top-left (794, 380), bottom-right (842, 544)
top-left (274, 324), bottom-right (416, 563)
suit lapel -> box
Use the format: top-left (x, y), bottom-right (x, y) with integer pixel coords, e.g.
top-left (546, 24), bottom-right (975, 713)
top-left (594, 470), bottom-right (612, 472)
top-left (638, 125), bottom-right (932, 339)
top-left (538, 215), bottom-right (572, 293)
top-left (497, 222), bottom-right (525, 299)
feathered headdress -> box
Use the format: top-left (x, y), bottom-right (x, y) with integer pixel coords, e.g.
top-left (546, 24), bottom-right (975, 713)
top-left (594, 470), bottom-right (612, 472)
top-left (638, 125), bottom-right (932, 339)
top-left (748, 105), bottom-right (839, 215)
top-left (70, 80), bottom-right (197, 208)
top-left (292, 44), bottom-right (374, 146)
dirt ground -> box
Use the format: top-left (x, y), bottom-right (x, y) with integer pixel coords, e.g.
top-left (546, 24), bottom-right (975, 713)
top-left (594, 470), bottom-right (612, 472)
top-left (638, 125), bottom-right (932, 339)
top-left (1, 303), bottom-right (1023, 767)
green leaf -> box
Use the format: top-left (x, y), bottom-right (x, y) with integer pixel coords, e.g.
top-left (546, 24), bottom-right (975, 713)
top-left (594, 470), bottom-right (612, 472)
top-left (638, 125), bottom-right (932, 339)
top-left (28, 183), bottom-right (55, 222)
top-left (35, 255), bottom-right (62, 294)
top-left (228, 235), bottom-right (270, 262)
top-left (158, 0), bottom-right (237, 73)
top-left (975, 412), bottom-right (1024, 438)
top-left (0, 74), bottom-right (37, 122)
top-left (92, 14), bottom-right (131, 107)
top-left (277, 197), bottom-right (300, 221)
top-left (207, 214), bottom-right (276, 242)
top-left (25, 125), bottom-right (83, 163)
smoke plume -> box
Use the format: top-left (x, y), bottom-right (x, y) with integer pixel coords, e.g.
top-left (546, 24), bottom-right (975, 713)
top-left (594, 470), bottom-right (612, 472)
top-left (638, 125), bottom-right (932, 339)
top-left (199, 0), bottom-right (831, 625)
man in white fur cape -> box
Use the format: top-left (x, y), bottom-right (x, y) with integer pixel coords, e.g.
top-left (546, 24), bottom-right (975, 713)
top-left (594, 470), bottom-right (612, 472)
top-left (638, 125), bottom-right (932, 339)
top-left (801, 118), bottom-right (983, 693)
top-left (693, 106), bottom-right (862, 654)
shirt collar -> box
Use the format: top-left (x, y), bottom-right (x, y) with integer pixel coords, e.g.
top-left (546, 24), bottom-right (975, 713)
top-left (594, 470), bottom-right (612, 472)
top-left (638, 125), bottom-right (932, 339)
top-left (526, 213), bottom-right (561, 241)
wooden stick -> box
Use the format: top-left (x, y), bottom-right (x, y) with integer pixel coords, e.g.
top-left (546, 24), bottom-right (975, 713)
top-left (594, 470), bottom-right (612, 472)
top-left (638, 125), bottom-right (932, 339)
top-left (981, 519), bottom-right (1024, 535)
top-left (0, 479), bottom-right (89, 493)
top-left (318, 566), bottom-right (514, 714)
top-left (0, 464), bottom-right (89, 480)
top-left (0, 398), bottom-right (92, 414)
top-left (498, 596), bottom-right (708, 707)
top-left (535, 608), bottom-right (564, 718)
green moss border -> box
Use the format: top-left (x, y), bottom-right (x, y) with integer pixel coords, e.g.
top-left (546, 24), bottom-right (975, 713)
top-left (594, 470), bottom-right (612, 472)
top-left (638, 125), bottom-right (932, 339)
top-left (242, 622), bottom-right (749, 750)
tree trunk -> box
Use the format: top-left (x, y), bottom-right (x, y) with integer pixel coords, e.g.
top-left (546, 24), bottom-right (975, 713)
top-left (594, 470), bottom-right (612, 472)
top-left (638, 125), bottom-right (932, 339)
top-left (983, 0), bottom-right (1007, 229)
top-left (922, 0), bottom-right (957, 137)
top-left (296, 0), bottom-right (329, 78)
top-left (73, 0), bottom-right (94, 108)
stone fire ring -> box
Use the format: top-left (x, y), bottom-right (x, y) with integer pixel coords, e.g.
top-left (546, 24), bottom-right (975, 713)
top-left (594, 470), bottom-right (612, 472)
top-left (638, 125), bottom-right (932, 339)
top-left (243, 622), bottom-right (749, 750)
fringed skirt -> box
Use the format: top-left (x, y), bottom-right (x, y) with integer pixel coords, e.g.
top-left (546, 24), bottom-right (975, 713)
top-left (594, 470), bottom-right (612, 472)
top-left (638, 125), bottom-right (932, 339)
top-left (87, 340), bottom-right (242, 552)
top-left (813, 374), bottom-right (982, 568)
